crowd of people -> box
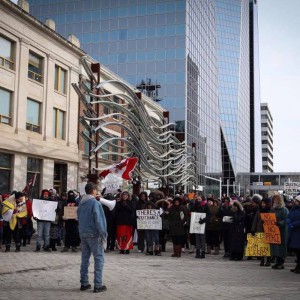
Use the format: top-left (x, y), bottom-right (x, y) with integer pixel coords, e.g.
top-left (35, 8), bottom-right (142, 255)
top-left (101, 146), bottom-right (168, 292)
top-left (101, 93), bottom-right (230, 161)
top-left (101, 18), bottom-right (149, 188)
top-left (0, 188), bottom-right (299, 276)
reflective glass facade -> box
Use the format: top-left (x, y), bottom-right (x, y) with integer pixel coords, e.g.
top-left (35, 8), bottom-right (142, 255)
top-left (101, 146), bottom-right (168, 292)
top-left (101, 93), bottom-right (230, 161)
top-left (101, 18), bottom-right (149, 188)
top-left (249, 0), bottom-right (262, 172)
top-left (216, 0), bottom-right (250, 183)
top-left (29, 0), bottom-right (252, 185)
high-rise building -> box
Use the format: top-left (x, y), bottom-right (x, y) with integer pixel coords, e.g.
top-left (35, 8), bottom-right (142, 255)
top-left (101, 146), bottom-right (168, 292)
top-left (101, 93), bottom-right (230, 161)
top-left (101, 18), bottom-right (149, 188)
top-left (29, 0), bottom-right (254, 190)
top-left (260, 103), bottom-right (274, 172)
top-left (249, 0), bottom-right (262, 173)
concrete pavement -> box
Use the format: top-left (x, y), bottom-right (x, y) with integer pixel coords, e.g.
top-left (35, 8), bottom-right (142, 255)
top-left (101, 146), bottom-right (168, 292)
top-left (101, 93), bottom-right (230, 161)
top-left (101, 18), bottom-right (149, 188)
top-left (0, 241), bottom-right (299, 300)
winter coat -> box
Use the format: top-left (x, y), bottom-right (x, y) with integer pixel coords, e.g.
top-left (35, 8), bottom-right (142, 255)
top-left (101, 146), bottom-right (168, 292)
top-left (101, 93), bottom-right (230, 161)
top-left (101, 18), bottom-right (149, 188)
top-left (287, 205), bottom-right (300, 249)
top-left (218, 206), bottom-right (233, 231)
top-left (206, 206), bottom-right (220, 231)
top-left (251, 207), bottom-right (271, 233)
top-left (230, 204), bottom-right (245, 253)
top-left (189, 202), bottom-right (211, 223)
top-left (115, 199), bottom-right (135, 226)
top-left (244, 204), bottom-right (258, 234)
top-left (270, 206), bottom-right (289, 258)
top-left (169, 205), bottom-right (187, 237)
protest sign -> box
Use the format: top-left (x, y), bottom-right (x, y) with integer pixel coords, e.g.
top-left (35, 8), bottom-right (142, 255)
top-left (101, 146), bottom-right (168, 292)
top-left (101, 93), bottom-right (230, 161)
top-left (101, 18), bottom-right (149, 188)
top-left (245, 233), bottom-right (271, 257)
top-left (260, 213), bottom-right (281, 244)
top-left (63, 206), bottom-right (78, 220)
top-left (189, 212), bottom-right (206, 234)
top-left (32, 199), bottom-right (58, 221)
top-left (136, 209), bottom-right (162, 230)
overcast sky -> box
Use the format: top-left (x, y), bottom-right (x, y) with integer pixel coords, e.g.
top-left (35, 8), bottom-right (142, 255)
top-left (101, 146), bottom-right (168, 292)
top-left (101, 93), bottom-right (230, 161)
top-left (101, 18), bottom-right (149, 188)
top-left (11, 0), bottom-right (298, 172)
top-left (258, 0), bottom-right (300, 172)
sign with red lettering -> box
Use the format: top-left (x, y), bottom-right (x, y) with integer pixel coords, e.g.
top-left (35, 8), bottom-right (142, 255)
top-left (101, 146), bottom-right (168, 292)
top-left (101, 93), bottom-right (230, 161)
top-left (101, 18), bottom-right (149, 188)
top-left (260, 213), bottom-right (281, 244)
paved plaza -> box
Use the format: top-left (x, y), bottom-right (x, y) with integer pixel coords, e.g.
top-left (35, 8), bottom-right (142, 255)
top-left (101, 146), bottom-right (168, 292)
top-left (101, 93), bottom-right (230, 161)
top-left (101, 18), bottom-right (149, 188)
top-left (0, 241), bottom-right (299, 300)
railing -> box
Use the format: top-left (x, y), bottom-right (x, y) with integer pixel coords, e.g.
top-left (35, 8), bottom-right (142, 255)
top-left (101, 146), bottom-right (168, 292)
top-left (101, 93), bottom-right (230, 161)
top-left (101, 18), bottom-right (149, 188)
top-left (26, 122), bottom-right (40, 133)
top-left (28, 70), bottom-right (43, 83)
top-left (0, 114), bottom-right (11, 125)
top-left (0, 56), bottom-right (14, 70)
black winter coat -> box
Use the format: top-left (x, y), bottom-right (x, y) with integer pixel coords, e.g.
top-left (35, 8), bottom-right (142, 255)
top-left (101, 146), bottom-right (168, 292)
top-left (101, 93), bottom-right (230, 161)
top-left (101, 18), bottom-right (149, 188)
top-left (115, 200), bottom-right (135, 226)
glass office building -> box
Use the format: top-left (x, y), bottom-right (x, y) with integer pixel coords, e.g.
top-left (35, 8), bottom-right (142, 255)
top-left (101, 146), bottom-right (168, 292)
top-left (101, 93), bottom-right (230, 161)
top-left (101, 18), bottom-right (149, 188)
top-left (29, 0), bottom-right (252, 186)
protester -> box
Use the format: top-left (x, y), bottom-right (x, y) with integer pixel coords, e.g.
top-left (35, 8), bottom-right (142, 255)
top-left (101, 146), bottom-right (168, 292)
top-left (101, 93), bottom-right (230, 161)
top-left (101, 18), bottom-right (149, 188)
top-left (286, 195), bottom-right (300, 273)
top-left (270, 194), bottom-right (289, 270)
top-left (144, 201), bottom-right (161, 256)
top-left (206, 199), bottom-right (221, 255)
top-left (244, 194), bottom-right (262, 260)
top-left (115, 191), bottom-right (135, 254)
top-left (2, 192), bottom-right (27, 252)
top-left (136, 191), bottom-right (148, 253)
top-left (218, 197), bottom-right (233, 258)
top-left (77, 182), bottom-right (107, 293)
top-left (34, 189), bottom-right (52, 252)
top-left (156, 198), bottom-right (170, 252)
top-left (49, 190), bottom-right (60, 251)
top-left (229, 200), bottom-right (245, 261)
top-left (169, 196), bottom-right (187, 258)
top-left (102, 193), bottom-right (116, 253)
top-left (20, 193), bottom-right (33, 247)
top-left (251, 197), bottom-right (272, 266)
top-left (189, 195), bottom-right (211, 259)
top-left (61, 190), bottom-right (80, 252)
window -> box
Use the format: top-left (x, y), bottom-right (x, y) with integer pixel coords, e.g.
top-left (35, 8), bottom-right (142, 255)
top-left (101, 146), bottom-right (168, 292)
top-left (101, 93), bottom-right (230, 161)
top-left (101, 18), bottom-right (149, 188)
top-left (27, 157), bottom-right (41, 199)
top-left (0, 88), bottom-right (12, 125)
top-left (112, 96), bottom-right (120, 119)
top-left (111, 137), bottom-right (119, 162)
top-left (0, 35), bottom-right (14, 70)
top-left (53, 108), bottom-right (65, 139)
top-left (0, 153), bottom-right (12, 193)
top-left (54, 65), bottom-right (67, 94)
top-left (28, 52), bottom-right (43, 83)
top-left (26, 99), bottom-right (41, 133)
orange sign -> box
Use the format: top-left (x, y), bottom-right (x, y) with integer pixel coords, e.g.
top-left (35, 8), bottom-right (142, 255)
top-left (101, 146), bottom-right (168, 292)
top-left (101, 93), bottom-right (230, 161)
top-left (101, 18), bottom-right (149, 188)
top-left (260, 213), bottom-right (281, 244)
top-left (188, 193), bottom-right (195, 200)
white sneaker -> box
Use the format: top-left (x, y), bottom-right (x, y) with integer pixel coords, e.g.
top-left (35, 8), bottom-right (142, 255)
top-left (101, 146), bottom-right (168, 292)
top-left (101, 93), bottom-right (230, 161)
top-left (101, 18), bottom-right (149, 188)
top-left (182, 248), bottom-right (185, 253)
top-left (137, 250), bottom-right (142, 253)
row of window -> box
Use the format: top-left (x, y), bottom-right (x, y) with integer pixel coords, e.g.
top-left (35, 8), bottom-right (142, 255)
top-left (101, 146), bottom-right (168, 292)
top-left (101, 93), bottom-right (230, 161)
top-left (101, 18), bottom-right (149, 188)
top-left (0, 35), bottom-right (67, 93)
top-left (0, 153), bottom-right (41, 196)
top-left (0, 88), bottom-right (65, 139)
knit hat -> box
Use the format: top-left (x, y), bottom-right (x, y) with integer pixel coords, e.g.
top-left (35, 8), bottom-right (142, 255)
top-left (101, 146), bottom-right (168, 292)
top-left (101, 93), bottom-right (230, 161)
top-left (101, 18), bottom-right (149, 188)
top-left (15, 191), bottom-right (24, 199)
top-left (295, 195), bottom-right (300, 202)
top-left (251, 194), bottom-right (262, 204)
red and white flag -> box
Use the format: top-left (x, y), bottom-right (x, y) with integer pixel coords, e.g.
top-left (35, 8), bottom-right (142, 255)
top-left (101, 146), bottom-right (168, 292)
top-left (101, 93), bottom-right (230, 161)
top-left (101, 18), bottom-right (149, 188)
top-left (22, 173), bottom-right (37, 194)
top-left (99, 157), bottom-right (138, 181)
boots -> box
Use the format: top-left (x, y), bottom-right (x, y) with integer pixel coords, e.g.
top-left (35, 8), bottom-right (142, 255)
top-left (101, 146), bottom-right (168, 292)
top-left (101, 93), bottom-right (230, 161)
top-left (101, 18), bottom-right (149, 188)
top-left (200, 251), bottom-right (205, 259)
top-left (189, 245), bottom-right (195, 253)
top-left (154, 246), bottom-right (161, 256)
top-left (15, 245), bottom-right (21, 252)
top-left (264, 257), bottom-right (271, 267)
top-left (171, 244), bottom-right (177, 257)
top-left (213, 246), bottom-right (220, 255)
top-left (206, 246), bottom-right (211, 254)
top-left (195, 249), bottom-right (201, 258)
top-left (260, 257), bottom-right (265, 266)
top-left (272, 257), bottom-right (284, 269)
top-left (5, 245), bottom-right (10, 252)
top-left (35, 246), bottom-right (41, 252)
top-left (176, 245), bottom-right (182, 257)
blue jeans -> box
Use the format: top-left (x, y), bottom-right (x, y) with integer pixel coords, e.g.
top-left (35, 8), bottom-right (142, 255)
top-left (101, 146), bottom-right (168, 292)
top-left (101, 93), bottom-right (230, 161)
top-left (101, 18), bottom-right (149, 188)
top-left (145, 230), bottom-right (159, 251)
top-left (36, 221), bottom-right (51, 248)
top-left (80, 237), bottom-right (104, 288)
